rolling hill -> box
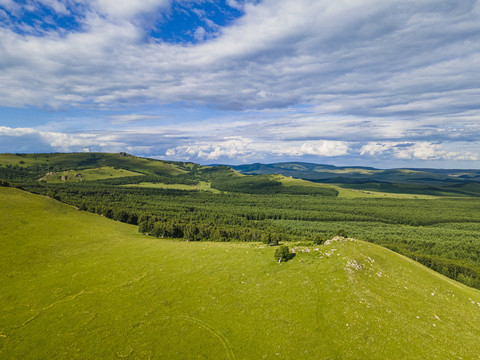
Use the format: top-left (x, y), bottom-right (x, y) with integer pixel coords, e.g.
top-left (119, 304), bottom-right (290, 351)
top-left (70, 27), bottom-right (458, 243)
top-left (4, 153), bottom-right (479, 197)
top-left (2, 152), bottom-right (480, 290)
top-left (231, 162), bottom-right (480, 196)
top-left (0, 152), bottom-right (188, 176)
top-left (1, 187), bottom-right (480, 359)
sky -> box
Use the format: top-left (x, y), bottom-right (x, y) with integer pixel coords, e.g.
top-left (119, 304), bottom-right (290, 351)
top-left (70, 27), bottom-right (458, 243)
top-left (1, 0), bottom-right (480, 168)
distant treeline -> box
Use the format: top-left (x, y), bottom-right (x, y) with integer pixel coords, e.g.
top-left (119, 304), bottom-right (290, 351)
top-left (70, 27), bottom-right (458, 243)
top-left (211, 175), bottom-right (338, 196)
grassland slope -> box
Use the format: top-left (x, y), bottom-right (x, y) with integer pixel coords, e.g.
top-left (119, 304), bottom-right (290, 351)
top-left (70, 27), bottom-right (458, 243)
top-left (1, 187), bottom-right (480, 359)
top-left (0, 152), bottom-right (187, 176)
top-left (39, 166), bottom-right (142, 183)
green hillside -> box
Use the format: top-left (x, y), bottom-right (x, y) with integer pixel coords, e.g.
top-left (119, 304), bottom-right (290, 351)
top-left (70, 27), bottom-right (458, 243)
top-left (0, 152), bottom-right (187, 176)
top-left (1, 187), bottom-right (480, 359)
top-left (3, 153), bottom-right (480, 289)
top-left (39, 166), bottom-right (142, 183)
top-left (0, 153), bottom-right (339, 197)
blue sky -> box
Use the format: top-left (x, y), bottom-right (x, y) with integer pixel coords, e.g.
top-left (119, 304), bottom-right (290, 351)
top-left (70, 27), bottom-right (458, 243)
top-left (1, 0), bottom-right (480, 168)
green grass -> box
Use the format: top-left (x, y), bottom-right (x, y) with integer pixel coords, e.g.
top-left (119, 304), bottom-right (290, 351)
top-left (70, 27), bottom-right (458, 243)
top-left (39, 166), bottom-right (142, 183)
top-left (273, 174), bottom-right (328, 187)
top-left (0, 153), bottom-right (49, 167)
top-left (315, 168), bottom-right (380, 175)
top-left (0, 153), bottom-right (187, 176)
top-left (333, 186), bottom-right (438, 199)
top-left (0, 153), bottom-right (108, 168)
top-left (1, 187), bottom-right (480, 359)
top-left (272, 175), bottom-right (437, 199)
top-left (123, 180), bottom-right (220, 193)
top-left (99, 155), bottom-right (187, 175)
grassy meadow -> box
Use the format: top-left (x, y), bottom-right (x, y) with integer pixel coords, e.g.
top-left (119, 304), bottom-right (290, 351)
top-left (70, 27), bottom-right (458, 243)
top-left (39, 166), bottom-right (142, 183)
top-left (2, 187), bottom-right (480, 359)
top-left (0, 153), bottom-right (187, 176)
top-left (274, 175), bottom-right (437, 199)
top-left (5, 152), bottom-right (480, 289)
top-left (123, 180), bottom-right (220, 193)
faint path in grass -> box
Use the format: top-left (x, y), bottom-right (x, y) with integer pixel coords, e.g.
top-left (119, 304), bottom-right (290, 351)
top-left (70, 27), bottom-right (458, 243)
top-left (176, 315), bottom-right (235, 360)
top-left (118, 272), bottom-right (149, 288)
top-left (276, 264), bottom-right (344, 359)
top-left (17, 290), bottom-right (87, 328)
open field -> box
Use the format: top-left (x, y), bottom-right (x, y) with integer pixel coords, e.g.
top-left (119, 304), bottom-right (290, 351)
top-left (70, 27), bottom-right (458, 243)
top-left (123, 180), bottom-right (220, 193)
top-left (2, 187), bottom-right (480, 359)
top-left (39, 166), bottom-right (142, 183)
top-left (332, 186), bottom-right (439, 199)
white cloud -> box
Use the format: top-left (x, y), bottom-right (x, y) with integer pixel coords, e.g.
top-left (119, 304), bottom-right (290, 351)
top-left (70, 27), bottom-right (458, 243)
top-left (1, 124), bottom-right (478, 166)
top-left (0, 126), bottom-right (37, 137)
top-left (109, 114), bottom-right (165, 124)
top-left (297, 142), bottom-right (349, 157)
top-left (1, 1), bottom-right (480, 167)
top-left (360, 141), bottom-right (479, 161)
top-left (360, 142), bottom-right (395, 156)
top-left (1, 0), bottom-right (479, 115)
top-left (166, 137), bottom-right (253, 161)
top-left (226, 0), bottom-right (243, 11)
top-left (394, 142), bottom-right (444, 160)
top-left (0, 126), bottom-right (124, 153)
top-left (166, 137), bottom-right (350, 161)
top-left (92, 0), bottom-right (170, 20)
top-left (37, 0), bottom-right (69, 15)
top-left (394, 142), bottom-right (479, 161)
top-left (193, 27), bottom-right (206, 41)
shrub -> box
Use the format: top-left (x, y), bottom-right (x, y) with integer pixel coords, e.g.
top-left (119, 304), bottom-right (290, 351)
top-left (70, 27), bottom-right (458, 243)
top-left (262, 233), bottom-right (279, 246)
top-left (312, 235), bottom-right (326, 245)
top-left (336, 229), bottom-right (348, 238)
top-left (274, 246), bottom-right (291, 263)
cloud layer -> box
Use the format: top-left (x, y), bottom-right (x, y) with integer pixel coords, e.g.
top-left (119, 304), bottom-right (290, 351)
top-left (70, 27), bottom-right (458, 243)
top-left (2, 0), bottom-right (480, 111)
top-left (1, 0), bottom-right (480, 167)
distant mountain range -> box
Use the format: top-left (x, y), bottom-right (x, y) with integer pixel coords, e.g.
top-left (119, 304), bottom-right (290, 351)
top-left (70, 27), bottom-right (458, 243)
top-left (228, 162), bottom-right (480, 196)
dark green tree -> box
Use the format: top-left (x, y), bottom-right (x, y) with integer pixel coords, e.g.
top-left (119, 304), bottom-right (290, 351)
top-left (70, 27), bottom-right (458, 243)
top-left (336, 229), bottom-right (348, 238)
top-left (184, 223), bottom-right (199, 241)
top-left (312, 235), bottom-right (326, 245)
top-left (274, 246), bottom-right (290, 263)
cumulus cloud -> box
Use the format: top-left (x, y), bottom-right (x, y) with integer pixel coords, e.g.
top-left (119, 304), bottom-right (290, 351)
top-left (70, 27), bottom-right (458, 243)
top-left (394, 143), bottom-right (444, 160)
top-left (166, 137), bottom-right (350, 161)
top-left (360, 141), bottom-right (479, 161)
top-left (394, 142), bottom-right (479, 161)
top-left (360, 142), bottom-right (395, 156)
top-left (166, 137), bottom-right (255, 161)
top-left (0, 126), bottom-right (133, 153)
top-left (1, 123), bottom-right (478, 166)
top-left (297, 142), bottom-right (349, 157)
top-left (1, 0), bottom-right (480, 115)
